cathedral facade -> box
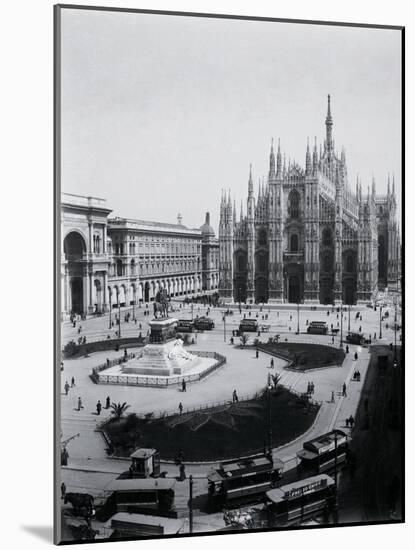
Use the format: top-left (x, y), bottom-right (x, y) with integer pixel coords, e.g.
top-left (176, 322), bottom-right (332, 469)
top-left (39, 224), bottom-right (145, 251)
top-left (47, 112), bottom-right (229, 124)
top-left (219, 96), bottom-right (400, 305)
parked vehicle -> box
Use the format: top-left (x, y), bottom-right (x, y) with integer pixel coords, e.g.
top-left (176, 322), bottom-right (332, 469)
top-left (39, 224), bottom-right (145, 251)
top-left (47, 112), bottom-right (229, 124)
top-left (175, 319), bottom-right (194, 333)
top-left (239, 319), bottom-right (259, 332)
top-left (307, 321), bottom-right (328, 335)
top-left (194, 317), bottom-right (215, 330)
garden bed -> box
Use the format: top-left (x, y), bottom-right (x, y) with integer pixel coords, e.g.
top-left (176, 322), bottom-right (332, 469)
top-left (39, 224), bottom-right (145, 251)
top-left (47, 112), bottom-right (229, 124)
top-left (102, 387), bottom-right (319, 461)
top-left (258, 342), bottom-right (345, 371)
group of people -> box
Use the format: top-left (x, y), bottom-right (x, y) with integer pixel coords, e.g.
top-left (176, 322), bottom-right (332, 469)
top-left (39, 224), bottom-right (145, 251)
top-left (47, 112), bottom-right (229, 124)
top-left (306, 381), bottom-right (316, 395)
top-left (74, 395), bottom-right (111, 414)
top-left (63, 377), bottom-right (76, 395)
top-left (353, 370), bottom-right (361, 382)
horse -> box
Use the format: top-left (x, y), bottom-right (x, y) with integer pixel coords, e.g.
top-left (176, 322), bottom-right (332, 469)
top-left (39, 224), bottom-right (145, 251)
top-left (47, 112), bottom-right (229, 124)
top-left (64, 492), bottom-right (95, 518)
top-left (153, 300), bottom-right (168, 319)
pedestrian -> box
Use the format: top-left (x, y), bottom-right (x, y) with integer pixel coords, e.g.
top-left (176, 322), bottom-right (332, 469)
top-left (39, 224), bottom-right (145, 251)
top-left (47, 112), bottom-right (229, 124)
top-left (354, 352), bottom-right (358, 361)
top-left (346, 345), bottom-right (349, 354)
top-left (359, 325), bottom-right (362, 333)
top-left (64, 381), bottom-right (70, 395)
top-left (61, 361), bottom-right (64, 371)
top-left (77, 397), bottom-right (83, 411)
top-left (342, 383), bottom-right (347, 397)
top-left (71, 376), bottom-right (75, 387)
top-left (232, 389), bottom-right (238, 402)
top-left (311, 382), bottom-right (315, 394)
top-left (349, 415), bottom-right (355, 428)
top-left (182, 379), bottom-right (187, 392)
top-left (332, 336), bottom-right (335, 344)
top-left (178, 402), bottom-right (183, 415)
top-left (106, 396), bottom-right (110, 409)
top-left (290, 315), bottom-right (292, 321)
top-left (346, 417), bottom-right (349, 428)
top-left (270, 358), bottom-right (274, 369)
top-left (357, 371), bottom-right (361, 382)
top-left (96, 400), bottom-right (102, 415)
top-left (179, 462), bottom-right (186, 481)
top-left (61, 482), bottom-right (66, 499)
top-left (331, 390), bottom-right (335, 403)
top-left (307, 382), bottom-right (311, 394)
top-left (256, 348), bottom-right (259, 358)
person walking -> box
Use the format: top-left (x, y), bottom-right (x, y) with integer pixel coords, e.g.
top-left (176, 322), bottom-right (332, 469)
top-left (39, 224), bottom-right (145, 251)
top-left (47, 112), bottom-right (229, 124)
top-left (106, 396), bottom-right (111, 409)
top-left (71, 376), bottom-right (75, 388)
top-left (342, 383), bottom-right (347, 397)
top-left (96, 400), bottom-right (102, 415)
top-left (61, 482), bottom-right (66, 499)
top-left (232, 389), bottom-right (238, 403)
top-left (270, 358), bottom-right (274, 369)
top-left (178, 402), bottom-right (183, 415)
top-left (182, 379), bottom-right (187, 393)
top-left (311, 382), bottom-right (315, 394)
top-left (354, 352), bottom-right (358, 361)
top-left (64, 381), bottom-right (70, 395)
top-left (256, 348), bottom-right (259, 358)
top-left (77, 397), bottom-right (84, 411)
top-left (331, 390), bottom-right (335, 403)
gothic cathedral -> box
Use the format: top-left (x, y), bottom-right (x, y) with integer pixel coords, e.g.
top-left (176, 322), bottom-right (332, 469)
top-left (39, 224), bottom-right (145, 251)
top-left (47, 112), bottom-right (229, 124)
top-left (219, 96), bottom-right (400, 305)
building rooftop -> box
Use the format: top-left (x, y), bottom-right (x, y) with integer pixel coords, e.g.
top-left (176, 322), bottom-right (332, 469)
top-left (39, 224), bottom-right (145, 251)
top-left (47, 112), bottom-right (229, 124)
top-left (108, 217), bottom-right (202, 237)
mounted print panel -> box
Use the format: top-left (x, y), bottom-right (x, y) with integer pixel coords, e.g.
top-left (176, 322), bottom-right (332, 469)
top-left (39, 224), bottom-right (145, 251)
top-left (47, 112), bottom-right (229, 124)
top-left (54, 4), bottom-right (404, 544)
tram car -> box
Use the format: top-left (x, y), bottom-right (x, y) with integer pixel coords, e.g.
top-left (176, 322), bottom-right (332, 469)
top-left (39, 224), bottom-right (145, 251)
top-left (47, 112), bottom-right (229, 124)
top-left (193, 316), bottom-right (215, 330)
top-left (265, 474), bottom-right (336, 526)
top-left (296, 429), bottom-right (348, 475)
top-left (97, 478), bottom-right (177, 521)
top-left (207, 453), bottom-right (283, 510)
top-left (307, 321), bottom-right (328, 335)
top-left (238, 319), bottom-right (259, 333)
top-left (175, 319), bottom-right (195, 333)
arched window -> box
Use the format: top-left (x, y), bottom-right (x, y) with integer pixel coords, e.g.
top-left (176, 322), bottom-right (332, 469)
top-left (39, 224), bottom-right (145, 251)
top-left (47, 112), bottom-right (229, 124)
top-left (116, 260), bottom-right (123, 276)
top-left (288, 190), bottom-right (300, 219)
top-left (130, 259), bottom-right (135, 276)
top-left (322, 228), bottom-right (332, 247)
top-left (346, 255), bottom-right (354, 273)
top-left (290, 234), bottom-right (299, 252)
top-left (258, 229), bottom-right (267, 246)
top-left (237, 254), bottom-right (246, 272)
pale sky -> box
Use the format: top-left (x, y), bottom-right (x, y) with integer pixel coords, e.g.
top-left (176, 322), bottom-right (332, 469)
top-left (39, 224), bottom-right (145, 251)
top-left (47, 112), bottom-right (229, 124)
top-left (60, 8), bottom-right (402, 232)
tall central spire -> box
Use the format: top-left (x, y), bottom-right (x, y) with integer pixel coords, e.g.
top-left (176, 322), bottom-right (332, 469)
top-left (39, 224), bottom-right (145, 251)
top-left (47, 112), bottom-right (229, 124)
top-left (325, 94), bottom-right (334, 153)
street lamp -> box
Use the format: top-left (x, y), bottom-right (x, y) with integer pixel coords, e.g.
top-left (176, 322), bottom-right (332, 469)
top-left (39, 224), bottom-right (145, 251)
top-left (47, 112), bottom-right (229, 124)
top-left (132, 288), bottom-right (136, 322)
top-left (108, 292), bottom-right (112, 329)
top-left (379, 305), bottom-right (383, 340)
top-left (339, 301), bottom-right (343, 348)
top-left (223, 313), bottom-right (226, 343)
top-left (296, 302), bottom-right (300, 334)
top-left (188, 475), bottom-right (194, 534)
top-left (117, 289), bottom-right (121, 339)
top-left (267, 374), bottom-right (273, 456)
top-left (348, 305), bottom-right (351, 332)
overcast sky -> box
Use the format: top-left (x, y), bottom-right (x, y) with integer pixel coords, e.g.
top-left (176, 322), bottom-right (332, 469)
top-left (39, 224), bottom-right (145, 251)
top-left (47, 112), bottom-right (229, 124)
top-left (61, 8), bottom-right (402, 231)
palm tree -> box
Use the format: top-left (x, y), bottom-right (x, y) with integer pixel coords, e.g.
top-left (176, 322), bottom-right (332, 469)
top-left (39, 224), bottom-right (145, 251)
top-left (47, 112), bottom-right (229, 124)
top-left (110, 402), bottom-right (130, 419)
top-left (271, 373), bottom-right (282, 390)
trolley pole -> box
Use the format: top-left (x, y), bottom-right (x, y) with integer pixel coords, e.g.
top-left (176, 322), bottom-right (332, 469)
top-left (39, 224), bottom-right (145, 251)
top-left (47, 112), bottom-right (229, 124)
top-left (189, 475), bottom-right (193, 534)
top-left (339, 301), bottom-right (343, 348)
top-left (379, 305), bottom-right (383, 340)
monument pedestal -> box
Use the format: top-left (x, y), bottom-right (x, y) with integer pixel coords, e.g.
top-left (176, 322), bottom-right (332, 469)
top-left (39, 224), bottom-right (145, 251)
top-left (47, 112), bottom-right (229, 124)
top-left (149, 317), bottom-right (178, 343)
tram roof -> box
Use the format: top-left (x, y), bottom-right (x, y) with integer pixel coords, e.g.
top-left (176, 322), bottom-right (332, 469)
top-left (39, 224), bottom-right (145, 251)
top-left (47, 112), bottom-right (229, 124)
top-left (108, 513), bottom-right (184, 534)
top-left (105, 478), bottom-right (175, 492)
top-left (266, 474), bottom-right (334, 504)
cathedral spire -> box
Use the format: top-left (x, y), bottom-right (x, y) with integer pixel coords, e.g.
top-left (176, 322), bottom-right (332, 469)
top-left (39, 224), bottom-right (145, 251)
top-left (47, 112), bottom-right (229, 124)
top-left (233, 199), bottom-right (237, 224)
top-left (312, 137), bottom-right (318, 173)
top-left (276, 138), bottom-right (282, 178)
top-left (325, 94), bottom-right (334, 153)
top-left (372, 174), bottom-right (376, 197)
top-left (240, 200), bottom-right (244, 222)
top-left (305, 137), bottom-right (311, 176)
top-left (387, 173), bottom-right (391, 196)
top-left (392, 173), bottom-right (396, 195)
top-left (248, 164), bottom-right (253, 196)
top-left (269, 138), bottom-right (275, 178)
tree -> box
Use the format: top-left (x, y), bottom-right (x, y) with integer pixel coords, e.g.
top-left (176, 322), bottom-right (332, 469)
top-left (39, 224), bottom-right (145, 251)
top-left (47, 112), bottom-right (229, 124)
top-left (240, 334), bottom-right (249, 347)
top-left (271, 373), bottom-right (282, 389)
top-left (110, 402), bottom-right (130, 419)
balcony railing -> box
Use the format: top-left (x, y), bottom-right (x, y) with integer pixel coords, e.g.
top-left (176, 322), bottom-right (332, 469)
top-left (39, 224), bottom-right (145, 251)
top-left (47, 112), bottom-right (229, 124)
top-left (283, 251), bottom-right (304, 262)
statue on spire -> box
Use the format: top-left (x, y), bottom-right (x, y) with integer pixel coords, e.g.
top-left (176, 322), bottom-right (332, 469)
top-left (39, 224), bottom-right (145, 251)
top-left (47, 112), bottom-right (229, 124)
top-left (325, 94), bottom-right (334, 153)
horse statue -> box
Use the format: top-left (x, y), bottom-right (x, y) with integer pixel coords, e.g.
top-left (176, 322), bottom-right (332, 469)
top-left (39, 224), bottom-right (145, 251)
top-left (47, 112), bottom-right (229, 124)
top-left (153, 288), bottom-right (169, 319)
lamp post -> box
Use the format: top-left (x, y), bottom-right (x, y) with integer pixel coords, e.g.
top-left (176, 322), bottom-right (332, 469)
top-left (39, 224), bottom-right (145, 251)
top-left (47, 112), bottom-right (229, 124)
top-left (223, 313), bottom-right (226, 343)
top-left (394, 300), bottom-right (398, 363)
top-left (267, 374), bottom-right (273, 456)
top-left (132, 288), bottom-right (136, 322)
top-left (117, 289), bottom-right (121, 339)
top-left (296, 302), bottom-right (300, 334)
top-left (188, 475), bottom-right (193, 534)
top-left (379, 305), bottom-right (383, 340)
top-left (339, 301), bottom-right (343, 348)
top-left (108, 292), bottom-right (112, 329)
top-left (348, 305), bottom-right (351, 332)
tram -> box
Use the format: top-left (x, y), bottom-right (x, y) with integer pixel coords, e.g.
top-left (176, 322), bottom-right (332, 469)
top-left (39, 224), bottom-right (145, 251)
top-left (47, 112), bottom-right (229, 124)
top-left (239, 319), bottom-right (259, 333)
top-left (98, 478), bottom-right (177, 521)
top-left (307, 321), bottom-right (328, 335)
top-left (207, 453), bottom-right (283, 509)
top-left (296, 429), bottom-right (348, 475)
top-left (265, 474), bottom-right (336, 525)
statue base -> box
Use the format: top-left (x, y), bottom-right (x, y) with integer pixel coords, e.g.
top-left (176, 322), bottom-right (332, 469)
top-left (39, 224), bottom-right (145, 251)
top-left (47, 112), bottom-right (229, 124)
top-left (149, 317), bottom-right (178, 343)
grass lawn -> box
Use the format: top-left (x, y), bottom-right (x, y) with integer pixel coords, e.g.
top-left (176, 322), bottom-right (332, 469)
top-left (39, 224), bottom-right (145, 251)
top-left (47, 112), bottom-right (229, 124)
top-left (258, 342), bottom-right (345, 371)
top-left (103, 387), bottom-right (319, 461)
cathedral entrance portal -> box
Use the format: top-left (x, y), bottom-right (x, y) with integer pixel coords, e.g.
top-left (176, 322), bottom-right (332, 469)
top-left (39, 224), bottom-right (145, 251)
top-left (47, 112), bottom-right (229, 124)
top-left (288, 276), bottom-right (301, 304)
top-left (255, 278), bottom-right (268, 304)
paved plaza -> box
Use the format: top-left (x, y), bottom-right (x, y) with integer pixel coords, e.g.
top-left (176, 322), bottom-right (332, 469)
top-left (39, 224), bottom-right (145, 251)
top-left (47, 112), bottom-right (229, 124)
top-left (60, 299), bottom-right (401, 527)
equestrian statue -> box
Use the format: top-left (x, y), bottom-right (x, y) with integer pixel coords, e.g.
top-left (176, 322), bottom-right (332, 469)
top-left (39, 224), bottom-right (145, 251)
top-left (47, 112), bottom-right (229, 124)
top-left (153, 288), bottom-right (169, 319)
